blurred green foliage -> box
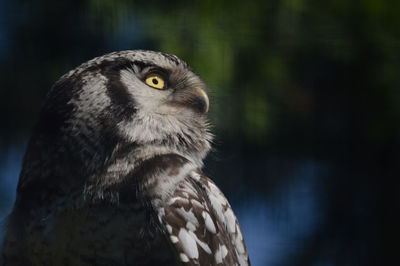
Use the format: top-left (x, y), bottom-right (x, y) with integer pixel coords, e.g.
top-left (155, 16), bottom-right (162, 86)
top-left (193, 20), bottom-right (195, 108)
top-left (1, 0), bottom-right (399, 148)
top-left (84, 0), bottom-right (400, 146)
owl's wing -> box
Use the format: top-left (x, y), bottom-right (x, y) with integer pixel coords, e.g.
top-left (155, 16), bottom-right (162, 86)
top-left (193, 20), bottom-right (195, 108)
top-left (156, 170), bottom-right (250, 265)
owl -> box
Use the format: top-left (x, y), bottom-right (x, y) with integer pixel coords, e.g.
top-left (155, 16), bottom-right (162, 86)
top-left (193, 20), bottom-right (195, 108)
top-left (2, 50), bottom-right (250, 265)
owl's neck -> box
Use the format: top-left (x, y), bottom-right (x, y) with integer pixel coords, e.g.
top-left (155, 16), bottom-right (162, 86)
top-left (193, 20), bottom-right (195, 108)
top-left (82, 143), bottom-right (199, 203)
top-left (16, 133), bottom-right (209, 206)
top-left (101, 143), bottom-right (201, 183)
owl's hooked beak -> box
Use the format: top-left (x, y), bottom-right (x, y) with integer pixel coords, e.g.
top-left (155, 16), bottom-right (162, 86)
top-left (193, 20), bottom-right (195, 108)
top-left (170, 87), bottom-right (209, 114)
top-left (193, 87), bottom-right (209, 114)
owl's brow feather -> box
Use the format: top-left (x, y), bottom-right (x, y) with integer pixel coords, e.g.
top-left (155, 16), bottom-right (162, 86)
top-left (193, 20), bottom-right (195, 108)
top-left (172, 72), bottom-right (204, 91)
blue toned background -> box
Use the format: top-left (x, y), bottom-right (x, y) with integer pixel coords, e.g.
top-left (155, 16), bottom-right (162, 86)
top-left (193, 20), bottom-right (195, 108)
top-left (1, 0), bottom-right (400, 265)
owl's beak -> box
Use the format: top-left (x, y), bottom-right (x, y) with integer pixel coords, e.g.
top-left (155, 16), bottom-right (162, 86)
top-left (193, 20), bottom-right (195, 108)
top-left (169, 87), bottom-right (209, 114)
top-left (193, 87), bottom-right (209, 114)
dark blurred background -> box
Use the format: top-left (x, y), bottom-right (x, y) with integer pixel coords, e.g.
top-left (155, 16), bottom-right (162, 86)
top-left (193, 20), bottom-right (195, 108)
top-left (1, 0), bottom-right (400, 265)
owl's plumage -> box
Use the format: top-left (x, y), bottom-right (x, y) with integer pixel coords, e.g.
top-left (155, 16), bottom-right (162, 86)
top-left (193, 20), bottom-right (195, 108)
top-left (2, 50), bottom-right (250, 265)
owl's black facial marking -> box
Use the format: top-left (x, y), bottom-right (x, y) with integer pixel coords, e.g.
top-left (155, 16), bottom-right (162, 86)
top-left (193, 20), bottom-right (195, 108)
top-left (132, 60), bottom-right (147, 72)
top-left (95, 58), bottom-right (137, 120)
top-left (140, 65), bottom-right (170, 78)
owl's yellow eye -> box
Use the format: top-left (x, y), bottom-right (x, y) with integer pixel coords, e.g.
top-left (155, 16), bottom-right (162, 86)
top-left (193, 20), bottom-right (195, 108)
top-left (145, 73), bottom-right (165, 89)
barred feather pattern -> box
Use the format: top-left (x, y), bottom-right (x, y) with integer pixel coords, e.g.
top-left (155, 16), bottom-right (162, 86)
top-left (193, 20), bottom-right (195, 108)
top-left (152, 170), bottom-right (249, 265)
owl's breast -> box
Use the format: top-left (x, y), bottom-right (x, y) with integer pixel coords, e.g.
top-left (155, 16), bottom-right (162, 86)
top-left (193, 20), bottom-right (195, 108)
top-left (5, 196), bottom-right (176, 266)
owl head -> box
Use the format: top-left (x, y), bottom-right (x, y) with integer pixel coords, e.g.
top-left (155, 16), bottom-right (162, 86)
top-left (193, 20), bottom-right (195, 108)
top-left (18, 50), bottom-right (212, 194)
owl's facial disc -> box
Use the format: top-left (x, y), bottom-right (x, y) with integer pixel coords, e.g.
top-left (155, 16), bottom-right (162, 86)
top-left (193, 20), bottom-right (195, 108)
top-left (116, 54), bottom-right (211, 154)
top-left (128, 63), bottom-right (209, 116)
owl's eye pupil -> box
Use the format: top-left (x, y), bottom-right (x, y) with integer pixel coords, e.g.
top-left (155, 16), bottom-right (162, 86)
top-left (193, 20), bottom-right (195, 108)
top-left (152, 78), bottom-right (158, 85)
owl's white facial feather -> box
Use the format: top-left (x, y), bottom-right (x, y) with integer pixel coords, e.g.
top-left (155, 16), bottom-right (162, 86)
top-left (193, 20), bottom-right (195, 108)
top-left (116, 64), bottom-right (211, 166)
